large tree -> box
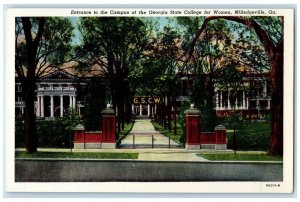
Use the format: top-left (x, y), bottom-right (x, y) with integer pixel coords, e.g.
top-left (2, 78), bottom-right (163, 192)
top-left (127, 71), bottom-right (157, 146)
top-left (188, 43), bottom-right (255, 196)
top-left (186, 16), bottom-right (283, 156)
top-left (75, 17), bottom-right (147, 132)
top-left (177, 17), bottom-right (235, 131)
top-left (15, 17), bottom-right (74, 153)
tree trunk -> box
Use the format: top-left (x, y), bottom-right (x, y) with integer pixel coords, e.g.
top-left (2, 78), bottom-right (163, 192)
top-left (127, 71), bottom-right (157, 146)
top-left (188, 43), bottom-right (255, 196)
top-left (19, 17), bottom-right (45, 153)
top-left (24, 80), bottom-right (37, 153)
top-left (269, 51), bottom-right (283, 156)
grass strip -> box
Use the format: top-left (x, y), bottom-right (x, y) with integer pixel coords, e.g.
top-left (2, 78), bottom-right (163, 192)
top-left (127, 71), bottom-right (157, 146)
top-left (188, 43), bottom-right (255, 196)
top-left (15, 151), bottom-right (138, 159)
top-left (197, 153), bottom-right (283, 161)
top-left (117, 122), bottom-right (134, 143)
top-left (152, 121), bottom-right (183, 144)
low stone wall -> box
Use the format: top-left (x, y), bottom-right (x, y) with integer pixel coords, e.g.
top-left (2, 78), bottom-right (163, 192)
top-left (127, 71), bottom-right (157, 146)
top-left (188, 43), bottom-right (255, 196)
top-left (15, 159), bottom-right (283, 182)
top-left (74, 131), bottom-right (103, 149)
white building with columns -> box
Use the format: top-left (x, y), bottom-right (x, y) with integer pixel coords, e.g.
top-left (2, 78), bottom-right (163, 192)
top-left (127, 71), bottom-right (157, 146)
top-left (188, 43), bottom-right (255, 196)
top-left (214, 74), bottom-right (271, 117)
top-left (16, 68), bottom-right (86, 119)
top-left (178, 72), bottom-right (271, 117)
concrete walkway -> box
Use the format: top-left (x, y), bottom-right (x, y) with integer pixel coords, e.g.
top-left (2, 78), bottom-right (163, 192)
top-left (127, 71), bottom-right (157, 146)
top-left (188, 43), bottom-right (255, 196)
top-left (137, 151), bottom-right (208, 161)
top-left (119, 118), bottom-right (180, 149)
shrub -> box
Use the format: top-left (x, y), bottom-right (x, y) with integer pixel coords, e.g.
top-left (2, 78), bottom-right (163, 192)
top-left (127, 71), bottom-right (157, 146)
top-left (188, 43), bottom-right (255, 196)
top-left (15, 108), bottom-right (82, 148)
top-left (37, 120), bottom-right (72, 148)
top-left (226, 122), bottom-right (271, 151)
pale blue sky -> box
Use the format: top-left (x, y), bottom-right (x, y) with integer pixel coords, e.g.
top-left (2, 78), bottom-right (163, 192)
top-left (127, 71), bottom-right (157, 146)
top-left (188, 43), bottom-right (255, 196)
top-left (69, 17), bottom-right (180, 45)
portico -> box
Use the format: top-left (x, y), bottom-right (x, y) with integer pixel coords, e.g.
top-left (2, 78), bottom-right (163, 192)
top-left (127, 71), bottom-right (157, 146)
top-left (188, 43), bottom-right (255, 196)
top-left (36, 85), bottom-right (77, 118)
top-left (214, 87), bottom-right (271, 112)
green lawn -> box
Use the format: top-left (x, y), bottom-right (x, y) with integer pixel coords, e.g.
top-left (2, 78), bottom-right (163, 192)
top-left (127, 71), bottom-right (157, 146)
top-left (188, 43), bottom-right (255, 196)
top-left (15, 151), bottom-right (138, 159)
top-left (152, 121), bottom-right (183, 144)
top-left (197, 153), bottom-right (283, 161)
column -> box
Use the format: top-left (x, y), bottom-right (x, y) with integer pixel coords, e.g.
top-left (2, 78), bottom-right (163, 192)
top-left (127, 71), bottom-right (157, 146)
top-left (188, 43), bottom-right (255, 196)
top-left (41, 95), bottom-right (44, 117)
top-left (242, 91), bottom-right (246, 109)
top-left (227, 90), bottom-right (231, 109)
top-left (139, 104), bottom-right (142, 116)
top-left (73, 96), bottom-right (76, 108)
top-left (220, 91), bottom-right (223, 109)
top-left (165, 96), bottom-right (168, 106)
top-left (154, 104), bottom-right (157, 114)
top-left (37, 96), bottom-right (40, 117)
top-left (235, 97), bottom-right (238, 110)
top-left (69, 96), bottom-right (73, 108)
top-left (50, 95), bottom-right (54, 117)
top-left (215, 91), bottom-right (219, 110)
top-left (60, 95), bottom-right (64, 117)
top-left (268, 99), bottom-right (271, 109)
top-left (263, 81), bottom-right (267, 97)
top-left (147, 104), bottom-right (150, 116)
top-left (131, 104), bottom-right (134, 115)
top-left (247, 98), bottom-right (249, 110)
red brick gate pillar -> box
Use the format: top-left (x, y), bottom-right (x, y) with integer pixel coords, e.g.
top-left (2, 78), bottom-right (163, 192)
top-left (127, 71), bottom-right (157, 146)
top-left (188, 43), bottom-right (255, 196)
top-left (101, 105), bottom-right (116, 149)
top-left (214, 125), bottom-right (227, 150)
top-left (186, 104), bottom-right (201, 150)
top-left (73, 124), bottom-right (85, 149)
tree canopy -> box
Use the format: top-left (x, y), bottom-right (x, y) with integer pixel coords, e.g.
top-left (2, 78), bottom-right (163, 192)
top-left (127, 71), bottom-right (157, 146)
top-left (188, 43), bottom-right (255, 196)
top-left (75, 17), bottom-right (148, 131)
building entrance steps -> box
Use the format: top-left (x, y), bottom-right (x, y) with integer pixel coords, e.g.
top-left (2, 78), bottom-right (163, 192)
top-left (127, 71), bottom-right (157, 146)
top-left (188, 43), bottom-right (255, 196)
top-left (119, 119), bottom-right (180, 148)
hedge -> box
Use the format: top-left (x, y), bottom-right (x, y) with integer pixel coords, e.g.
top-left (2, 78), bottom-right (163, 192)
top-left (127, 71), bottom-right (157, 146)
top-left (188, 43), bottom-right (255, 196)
top-left (15, 119), bottom-right (74, 148)
top-left (226, 121), bottom-right (271, 151)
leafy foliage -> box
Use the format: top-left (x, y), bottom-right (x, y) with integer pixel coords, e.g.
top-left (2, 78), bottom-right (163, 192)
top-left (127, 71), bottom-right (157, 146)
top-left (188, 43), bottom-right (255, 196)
top-left (252, 16), bottom-right (283, 44)
top-left (16, 17), bottom-right (74, 78)
top-left (130, 25), bottom-right (181, 97)
top-left (60, 107), bottom-right (82, 130)
top-left (15, 109), bottom-right (82, 148)
top-left (224, 117), bottom-right (271, 151)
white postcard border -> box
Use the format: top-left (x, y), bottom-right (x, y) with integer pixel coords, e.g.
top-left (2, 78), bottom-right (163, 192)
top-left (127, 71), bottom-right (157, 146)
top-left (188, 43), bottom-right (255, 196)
top-left (4, 7), bottom-right (295, 193)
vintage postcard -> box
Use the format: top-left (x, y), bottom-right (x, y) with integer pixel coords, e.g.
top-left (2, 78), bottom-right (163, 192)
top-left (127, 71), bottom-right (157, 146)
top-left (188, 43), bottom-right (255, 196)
top-left (4, 6), bottom-right (294, 193)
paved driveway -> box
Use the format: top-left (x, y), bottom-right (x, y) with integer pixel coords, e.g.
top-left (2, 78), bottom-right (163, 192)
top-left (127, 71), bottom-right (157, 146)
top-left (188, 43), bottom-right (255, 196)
top-left (119, 119), bottom-right (180, 148)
